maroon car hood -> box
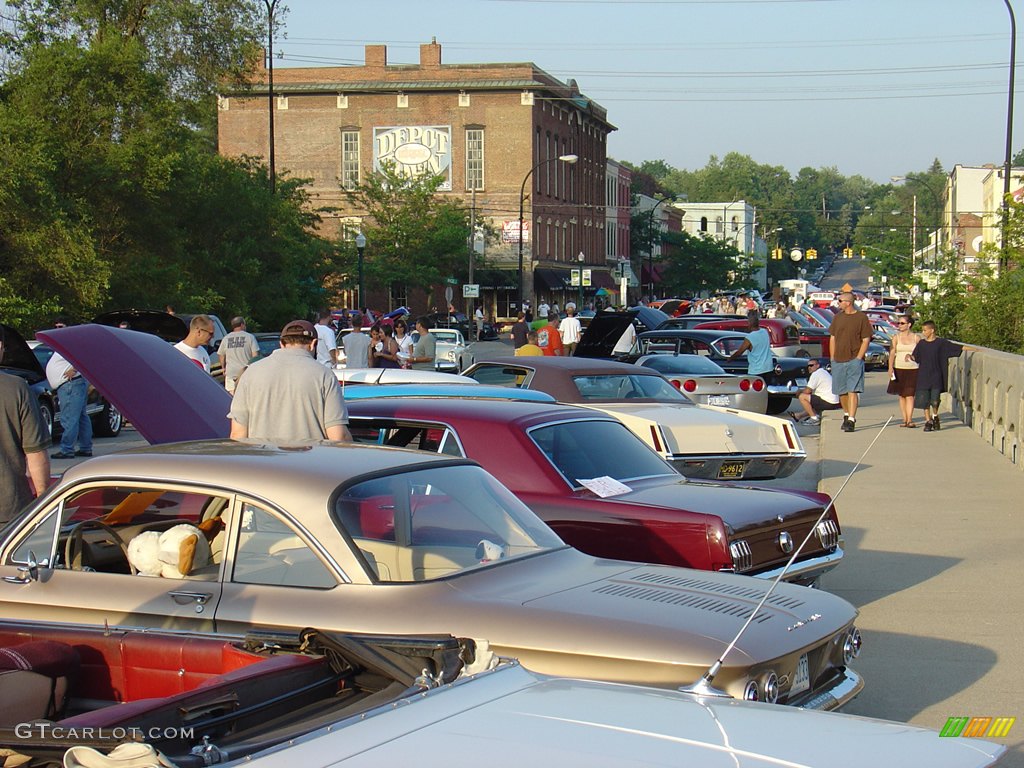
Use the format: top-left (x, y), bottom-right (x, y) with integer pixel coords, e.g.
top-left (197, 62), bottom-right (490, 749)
top-left (38, 325), bottom-right (230, 444)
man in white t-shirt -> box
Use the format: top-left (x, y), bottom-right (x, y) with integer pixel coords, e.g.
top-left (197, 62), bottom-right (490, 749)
top-left (174, 315), bottom-right (213, 373)
top-left (558, 306), bottom-right (582, 356)
top-left (792, 358), bottom-right (841, 424)
top-left (314, 310), bottom-right (338, 367)
top-left (537, 301), bottom-right (550, 320)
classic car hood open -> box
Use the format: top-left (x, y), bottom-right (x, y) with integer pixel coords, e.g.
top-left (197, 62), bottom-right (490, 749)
top-left (581, 401), bottom-right (791, 454)
top-left (575, 307), bottom-right (669, 359)
top-left (606, 477), bottom-right (831, 534)
top-left (38, 325), bottom-right (231, 444)
top-left (285, 665), bottom-right (1004, 768)
top-left (92, 309), bottom-right (188, 342)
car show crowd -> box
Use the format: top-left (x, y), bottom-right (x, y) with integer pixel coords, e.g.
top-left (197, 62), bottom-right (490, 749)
top-left (0, 288), bottom-right (1002, 768)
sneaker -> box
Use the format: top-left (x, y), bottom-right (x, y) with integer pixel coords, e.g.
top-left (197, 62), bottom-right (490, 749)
top-left (807, 415), bottom-right (821, 425)
top-left (933, 415), bottom-right (940, 431)
top-left (75, 450), bottom-right (93, 457)
top-left (842, 414), bottom-right (850, 429)
top-left (923, 420), bottom-right (934, 432)
top-left (842, 419), bottom-right (855, 433)
top-left (50, 451), bottom-right (76, 459)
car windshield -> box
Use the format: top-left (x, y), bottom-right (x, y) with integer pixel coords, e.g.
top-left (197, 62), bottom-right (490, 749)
top-left (433, 330), bottom-right (459, 343)
top-left (530, 419), bottom-right (676, 487)
top-left (333, 464), bottom-right (563, 583)
top-left (640, 355), bottom-right (726, 375)
top-left (710, 337), bottom-right (749, 357)
top-left (571, 374), bottom-right (688, 402)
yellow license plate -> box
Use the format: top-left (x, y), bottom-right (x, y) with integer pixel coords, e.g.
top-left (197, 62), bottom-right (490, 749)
top-left (718, 461), bottom-right (746, 479)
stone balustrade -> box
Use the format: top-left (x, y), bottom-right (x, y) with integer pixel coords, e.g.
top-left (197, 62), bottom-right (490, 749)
top-left (948, 346), bottom-right (1022, 469)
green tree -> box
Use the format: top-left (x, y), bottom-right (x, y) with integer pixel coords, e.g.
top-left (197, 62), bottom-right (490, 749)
top-left (658, 231), bottom-right (750, 296)
top-left (341, 164), bottom-right (471, 307)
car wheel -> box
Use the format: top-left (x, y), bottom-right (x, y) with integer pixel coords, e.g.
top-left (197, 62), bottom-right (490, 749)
top-left (92, 401), bottom-right (123, 437)
top-left (767, 396), bottom-right (791, 415)
top-left (38, 398), bottom-right (55, 442)
top-left (794, 349), bottom-right (811, 358)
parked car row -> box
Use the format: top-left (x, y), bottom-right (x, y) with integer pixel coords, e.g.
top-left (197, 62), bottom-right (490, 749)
top-left (0, 323), bottom-right (1003, 767)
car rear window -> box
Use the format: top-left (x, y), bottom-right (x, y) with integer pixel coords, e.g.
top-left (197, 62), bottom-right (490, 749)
top-left (641, 355), bottom-right (726, 375)
top-left (530, 420), bottom-right (676, 487)
top-left (570, 374), bottom-right (687, 402)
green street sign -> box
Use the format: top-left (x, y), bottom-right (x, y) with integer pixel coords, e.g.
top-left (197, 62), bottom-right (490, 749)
top-left (444, 277), bottom-right (459, 285)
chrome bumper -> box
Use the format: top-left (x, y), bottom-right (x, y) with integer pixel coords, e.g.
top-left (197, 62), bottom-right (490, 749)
top-left (767, 382), bottom-right (804, 396)
top-left (668, 452), bottom-right (806, 481)
top-left (754, 546), bottom-right (844, 585)
top-left (790, 666), bottom-right (864, 711)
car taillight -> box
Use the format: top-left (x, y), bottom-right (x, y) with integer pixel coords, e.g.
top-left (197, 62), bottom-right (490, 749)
top-left (752, 378), bottom-right (765, 391)
top-left (739, 378), bottom-right (751, 391)
top-left (649, 425), bottom-right (663, 453)
top-left (683, 379), bottom-right (697, 392)
top-left (670, 379), bottom-right (682, 390)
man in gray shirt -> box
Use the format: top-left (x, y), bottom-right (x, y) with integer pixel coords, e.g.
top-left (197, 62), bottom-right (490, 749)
top-left (409, 316), bottom-right (437, 371)
top-left (229, 320), bottom-right (351, 442)
top-left (341, 314), bottom-right (370, 369)
top-left (218, 316), bottom-right (259, 394)
top-left (0, 331), bottom-right (51, 523)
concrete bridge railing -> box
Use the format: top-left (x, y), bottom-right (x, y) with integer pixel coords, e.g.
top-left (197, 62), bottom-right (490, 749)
top-left (948, 346), bottom-right (1022, 470)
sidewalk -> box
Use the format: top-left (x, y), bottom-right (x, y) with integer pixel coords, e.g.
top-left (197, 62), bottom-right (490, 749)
top-left (810, 371), bottom-right (1024, 764)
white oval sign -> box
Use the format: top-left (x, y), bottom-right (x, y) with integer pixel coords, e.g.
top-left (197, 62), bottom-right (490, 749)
top-left (394, 143), bottom-right (432, 165)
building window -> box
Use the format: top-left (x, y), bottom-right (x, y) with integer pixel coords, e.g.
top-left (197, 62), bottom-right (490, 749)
top-left (389, 282), bottom-right (407, 311)
top-left (466, 129), bottom-right (484, 191)
top-left (731, 216), bottom-right (739, 232)
top-left (700, 216), bottom-right (708, 232)
top-left (341, 130), bottom-right (360, 190)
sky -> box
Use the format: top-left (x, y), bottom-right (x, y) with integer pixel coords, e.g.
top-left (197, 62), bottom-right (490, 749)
top-left (274, 0), bottom-right (1023, 184)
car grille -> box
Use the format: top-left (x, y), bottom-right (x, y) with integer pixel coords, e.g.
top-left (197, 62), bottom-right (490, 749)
top-left (815, 519), bottom-right (840, 550)
top-left (730, 540), bottom-right (753, 572)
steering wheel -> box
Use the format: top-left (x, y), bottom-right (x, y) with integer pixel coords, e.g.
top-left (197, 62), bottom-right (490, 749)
top-left (63, 520), bottom-right (137, 575)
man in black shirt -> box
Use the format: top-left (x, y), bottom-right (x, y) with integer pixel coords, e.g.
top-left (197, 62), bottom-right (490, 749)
top-left (509, 312), bottom-right (529, 349)
top-left (910, 320), bottom-right (964, 432)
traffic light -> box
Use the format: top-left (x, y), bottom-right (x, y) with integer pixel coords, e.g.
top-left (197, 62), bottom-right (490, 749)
top-left (842, 247), bottom-right (851, 258)
top-left (771, 247), bottom-right (783, 260)
top-left (806, 248), bottom-right (817, 260)
top-left (860, 248), bottom-right (866, 257)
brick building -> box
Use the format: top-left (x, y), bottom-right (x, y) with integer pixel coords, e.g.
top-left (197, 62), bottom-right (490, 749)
top-left (217, 40), bottom-right (617, 318)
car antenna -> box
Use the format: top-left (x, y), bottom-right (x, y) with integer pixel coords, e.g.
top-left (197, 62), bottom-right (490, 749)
top-left (679, 415), bottom-right (893, 698)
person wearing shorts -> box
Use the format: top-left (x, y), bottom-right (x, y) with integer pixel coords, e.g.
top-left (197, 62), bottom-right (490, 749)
top-left (792, 358), bottom-right (841, 424)
top-left (828, 292), bottom-right (872, 433)
top-left (910, 320), bottom-right (965, 432)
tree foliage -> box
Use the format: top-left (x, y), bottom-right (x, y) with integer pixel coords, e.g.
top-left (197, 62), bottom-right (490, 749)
top-left (341, 164), bottom-right (471, 306)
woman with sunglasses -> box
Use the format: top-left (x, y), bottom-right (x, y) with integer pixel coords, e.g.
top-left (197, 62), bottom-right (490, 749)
top-left (887, 314), bottom-right (920, 427)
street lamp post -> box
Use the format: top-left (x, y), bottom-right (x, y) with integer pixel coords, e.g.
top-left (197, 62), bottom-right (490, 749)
top-left (1003, 0), bottom-right (1017, 269)
top-left (576, 251), bottom-right (585, 309)
top-left (262, 0), bottom-right (278, 194)
top-left (355, 232), bottom-right (367, 311)
top-left (647, 196), bottom-right (675, 300)
top-left (518, 154), bottom-right (578, 313)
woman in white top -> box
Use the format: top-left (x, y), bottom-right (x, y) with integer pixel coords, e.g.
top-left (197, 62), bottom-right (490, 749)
top-left (393, 318), bottom-right (414, 368)
top-left (887, 314), bottom-right (921, 427)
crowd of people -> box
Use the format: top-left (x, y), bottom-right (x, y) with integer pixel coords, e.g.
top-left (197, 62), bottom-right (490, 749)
top-left (790, 291), bottom-right (964, 433)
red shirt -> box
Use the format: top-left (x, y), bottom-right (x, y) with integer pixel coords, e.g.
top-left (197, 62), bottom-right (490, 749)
top-left (537, 325), bottom-right (564, 356)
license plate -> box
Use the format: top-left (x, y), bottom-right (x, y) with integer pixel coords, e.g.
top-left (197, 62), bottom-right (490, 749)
top-left (708, 395), bottom-right (731, 406)
top-left (717, 461), bottom-right (746, 479)
top-left (790, 654), bottom-right (810, 696)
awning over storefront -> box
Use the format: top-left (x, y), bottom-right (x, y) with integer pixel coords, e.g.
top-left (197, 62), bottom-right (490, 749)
top-left (640, 263), bottom-right (665, 284)
top-left (589, 270), bottom-right (617, 289)
top-left (534, 268), bottom-right (572, 291)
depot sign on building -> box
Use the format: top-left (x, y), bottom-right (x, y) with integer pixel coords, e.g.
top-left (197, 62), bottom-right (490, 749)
top-left (373, 125), bottom-right (452, 190)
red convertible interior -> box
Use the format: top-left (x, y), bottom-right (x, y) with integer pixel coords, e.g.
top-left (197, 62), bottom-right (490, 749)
top-left (0, 621), bottom-right (469, 767)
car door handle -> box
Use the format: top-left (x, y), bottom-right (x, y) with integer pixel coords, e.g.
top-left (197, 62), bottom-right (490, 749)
top-left (168, 590), bottom-right (212, 606)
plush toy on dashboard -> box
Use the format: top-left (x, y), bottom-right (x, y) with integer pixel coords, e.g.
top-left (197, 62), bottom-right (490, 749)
top-left (127, 524), bottom-right (212, 578)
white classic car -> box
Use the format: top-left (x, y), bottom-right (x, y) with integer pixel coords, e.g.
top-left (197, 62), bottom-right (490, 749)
top-left (463, 357), bottom-right (805, 481)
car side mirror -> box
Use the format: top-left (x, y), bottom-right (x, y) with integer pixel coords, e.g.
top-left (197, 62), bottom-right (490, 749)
top-left (4, 550), bottom-right (40, 584)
